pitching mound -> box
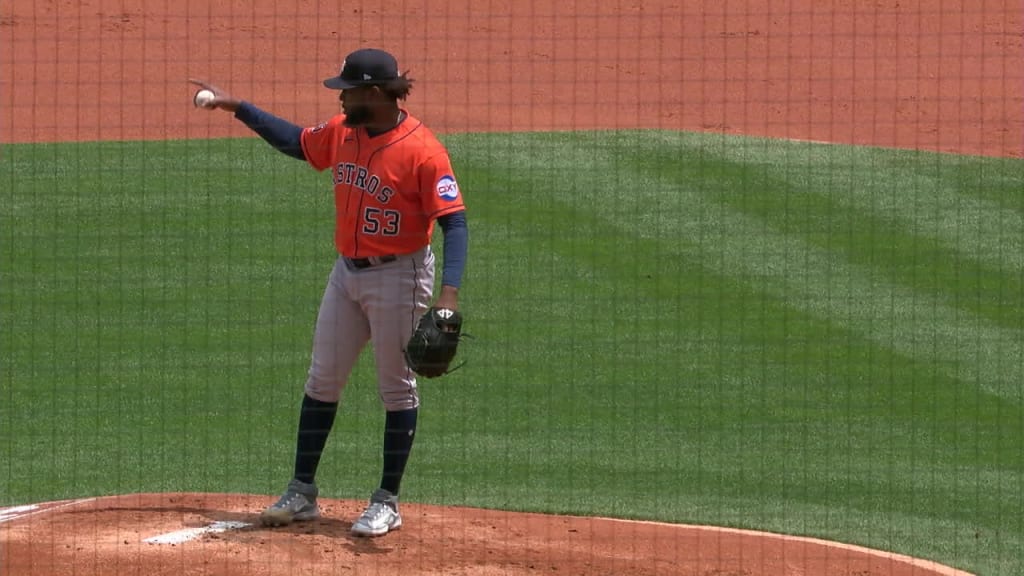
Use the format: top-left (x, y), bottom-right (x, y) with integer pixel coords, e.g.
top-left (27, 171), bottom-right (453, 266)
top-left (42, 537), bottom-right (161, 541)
top-left (0, 494), bottom-right (969, 576)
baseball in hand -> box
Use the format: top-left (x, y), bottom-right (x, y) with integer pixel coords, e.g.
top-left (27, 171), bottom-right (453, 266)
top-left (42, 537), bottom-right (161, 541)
top-left (193, 89), bottom-right (216, 109)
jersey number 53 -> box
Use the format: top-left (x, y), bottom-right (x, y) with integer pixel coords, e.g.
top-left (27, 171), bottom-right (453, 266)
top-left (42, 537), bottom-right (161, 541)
top-left (363, 207), bottom-right (401, 236)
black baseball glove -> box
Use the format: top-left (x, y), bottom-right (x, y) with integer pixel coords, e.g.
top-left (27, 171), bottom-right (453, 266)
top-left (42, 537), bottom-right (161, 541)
top-left (404, 307), bottom-right (463, 378)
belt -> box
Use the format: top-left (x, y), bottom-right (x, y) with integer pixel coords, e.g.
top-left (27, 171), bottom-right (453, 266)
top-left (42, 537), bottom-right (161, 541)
top-left (346, 254), bottom-right (397, 269)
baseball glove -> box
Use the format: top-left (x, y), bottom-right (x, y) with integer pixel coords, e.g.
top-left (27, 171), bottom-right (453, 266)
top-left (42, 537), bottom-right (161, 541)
top-left (404, 307), bottom-right (463, 378)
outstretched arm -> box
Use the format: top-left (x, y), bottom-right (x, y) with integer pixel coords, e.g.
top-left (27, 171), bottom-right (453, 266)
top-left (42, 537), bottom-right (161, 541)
top-left (189, 79), bottom-right (305, 161)
top-left (233, 103), bottom-right (305, 161)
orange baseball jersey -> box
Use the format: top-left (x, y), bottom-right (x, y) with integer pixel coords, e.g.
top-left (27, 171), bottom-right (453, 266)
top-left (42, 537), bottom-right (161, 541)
top-left (300, 111), bottom-right (465, 258)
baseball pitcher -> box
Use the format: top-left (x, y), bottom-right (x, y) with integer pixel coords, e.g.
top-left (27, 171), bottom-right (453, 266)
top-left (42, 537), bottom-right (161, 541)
top-left (190, 47), bottom-right (468, 537)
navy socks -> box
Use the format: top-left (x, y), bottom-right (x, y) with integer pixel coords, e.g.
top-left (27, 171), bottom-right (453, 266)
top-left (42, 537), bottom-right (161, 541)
top-left (293, 394), bottom-right (339, 485)
top-left (380, 407), bottom-right (418, 495)
top-left (291, 395), bottom-right (417, 496)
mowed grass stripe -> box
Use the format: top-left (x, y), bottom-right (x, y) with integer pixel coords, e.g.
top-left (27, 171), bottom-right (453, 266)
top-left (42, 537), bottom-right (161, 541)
top-left (456, 157), bottom-right (1023, 453)
top-left (632, 134), bottom-right (1024, 332)
top-left (889, 151), bottom-right (1024, 222)
top-left (458, 143), bottom-right (1018, 447)
top-left (453, 134), bottom-right (1024, 457)
top-left (451, 132), bottom-right (1024, 401)
top-left (446, 198), bottom-right (1007, 548)
top-left (662, 132), bottom-right (1024, 275)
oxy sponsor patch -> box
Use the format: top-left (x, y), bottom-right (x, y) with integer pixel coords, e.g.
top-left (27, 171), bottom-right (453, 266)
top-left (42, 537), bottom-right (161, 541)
top-left (436, 175), bottom-right (459, 201)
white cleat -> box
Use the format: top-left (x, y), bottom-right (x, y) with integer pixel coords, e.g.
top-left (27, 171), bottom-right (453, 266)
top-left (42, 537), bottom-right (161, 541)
top-left (350, 489), bottom-right (402, 537)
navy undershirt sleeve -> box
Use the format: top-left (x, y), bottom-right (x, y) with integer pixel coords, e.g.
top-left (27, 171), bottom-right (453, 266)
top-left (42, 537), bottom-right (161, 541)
top-left (234, 101), bottom-right (305, 161)
top-left (437, 210), bottom-right (468, 289)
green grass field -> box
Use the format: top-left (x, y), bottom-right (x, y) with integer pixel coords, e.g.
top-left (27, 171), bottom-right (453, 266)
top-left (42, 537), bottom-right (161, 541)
top-left (2, 132), bottom-right (1023, 574)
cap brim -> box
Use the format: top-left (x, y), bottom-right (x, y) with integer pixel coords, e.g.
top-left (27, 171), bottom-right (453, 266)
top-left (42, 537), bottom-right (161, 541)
top-left (323, 76), bottom-right (360, 89)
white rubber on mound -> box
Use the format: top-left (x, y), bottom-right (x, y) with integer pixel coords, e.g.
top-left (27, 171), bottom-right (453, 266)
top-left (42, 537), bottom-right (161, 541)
top-left (143, 520), bottom-right (251, 544)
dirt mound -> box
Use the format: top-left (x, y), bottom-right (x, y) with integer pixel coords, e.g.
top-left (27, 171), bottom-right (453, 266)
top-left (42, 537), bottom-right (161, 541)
top-left (0, 494), bottom-right (970, 576)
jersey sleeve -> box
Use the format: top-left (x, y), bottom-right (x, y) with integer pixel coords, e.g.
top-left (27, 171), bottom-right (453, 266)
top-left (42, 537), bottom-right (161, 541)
top-left (418, 150), bottom-right (466, 219)
top-left (300, 116), bottom-right (346, 172)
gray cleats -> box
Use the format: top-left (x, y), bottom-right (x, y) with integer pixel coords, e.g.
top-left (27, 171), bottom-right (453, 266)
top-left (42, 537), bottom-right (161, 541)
top-left (260, 479), bottom-right (320, 527)
top-left (350, 489), bottom-right (402, 537)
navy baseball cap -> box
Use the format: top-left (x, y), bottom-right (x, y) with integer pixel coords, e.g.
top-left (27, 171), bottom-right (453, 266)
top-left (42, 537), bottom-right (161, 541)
top-left (323, 48), bottom-right (399, 89)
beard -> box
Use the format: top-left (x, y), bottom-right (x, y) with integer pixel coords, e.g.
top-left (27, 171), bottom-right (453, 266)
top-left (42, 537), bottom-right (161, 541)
top-left (343, 104), bottom-right (373, 127)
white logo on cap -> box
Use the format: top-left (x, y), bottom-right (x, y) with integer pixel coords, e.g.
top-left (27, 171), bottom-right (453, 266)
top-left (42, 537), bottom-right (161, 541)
top-left (436, 175), bottom-right (459, 201)
top-left (363, 73), bottom-right (373, 80)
